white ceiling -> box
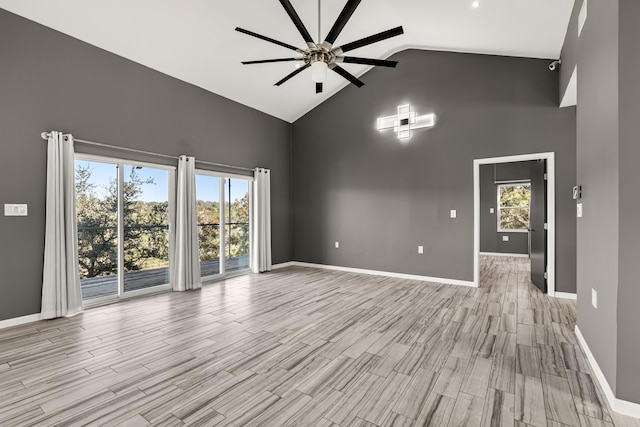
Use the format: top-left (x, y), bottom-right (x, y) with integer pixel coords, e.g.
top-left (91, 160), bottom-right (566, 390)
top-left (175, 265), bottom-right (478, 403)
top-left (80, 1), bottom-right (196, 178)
top-left (0, 0), bottom-right (574, 123)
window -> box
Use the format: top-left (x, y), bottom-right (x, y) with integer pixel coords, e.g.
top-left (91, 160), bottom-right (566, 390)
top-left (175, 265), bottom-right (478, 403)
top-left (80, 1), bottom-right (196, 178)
top-left (195, 171), bottom-right (252, 279)
top-left (75, 155), bottom-right (174, 304)
top-left (497, 183), bottom-right (531, 232)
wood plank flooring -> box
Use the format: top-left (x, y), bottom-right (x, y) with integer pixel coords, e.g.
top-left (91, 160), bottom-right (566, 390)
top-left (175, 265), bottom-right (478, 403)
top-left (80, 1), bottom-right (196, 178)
top-left (0, 256), bottom-right (639, 426)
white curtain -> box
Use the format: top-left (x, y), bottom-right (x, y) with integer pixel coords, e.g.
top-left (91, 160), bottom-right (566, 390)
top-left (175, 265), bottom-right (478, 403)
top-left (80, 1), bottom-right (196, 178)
top-left (252, 167), bottom-right (272, 273)
top-left (41, 131), bottom-right (83, 319)
top-left (171, 155), bottom-right (202, 291)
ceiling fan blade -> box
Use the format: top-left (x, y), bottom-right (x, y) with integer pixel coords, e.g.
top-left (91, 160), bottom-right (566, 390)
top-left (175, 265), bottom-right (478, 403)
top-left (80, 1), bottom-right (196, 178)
top-left (329, 64), bottom-right (364, 88)
top-left (279, 0), bottom-right (315, 48)
top-left (235, 27), bottom-right (303, 53)
top-left (316, 82), bottom-right (323, 94)
top-left (322, 0), bottom-right (362, 49)
top-left (242, 58), bottom-right (303, 65)
top-left (275, 63), bottom-right (311, 86)
top-left (332, 26), bottom-right (404, 55)
top-left (338, 56), bottom-right (398, 67)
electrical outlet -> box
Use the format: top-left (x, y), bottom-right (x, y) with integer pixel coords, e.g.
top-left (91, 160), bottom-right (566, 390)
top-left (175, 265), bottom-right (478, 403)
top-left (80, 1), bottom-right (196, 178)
top-left (334, 241), bottom-right (339, 249)
top-left (418, 245), bottom-right (424, 254)
top-left (577, 203), bottom-right (583, 218)
top-left (489, 208), bottom-right (494, 214)
top-left (502, 235), bottom-right (509, 242)
top-left (450, 210), bottom-right (457, 218)
top-left (592, 289), bottom-right (597, 309)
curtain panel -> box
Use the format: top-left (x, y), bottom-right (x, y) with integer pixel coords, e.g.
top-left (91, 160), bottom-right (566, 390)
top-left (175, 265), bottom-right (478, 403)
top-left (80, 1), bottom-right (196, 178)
top-left (252, 167), bottom-right (272, 273)
top-left (41, 131), bottom-right (83, 319)
top-left (171, 155), bottom-right (202, 291)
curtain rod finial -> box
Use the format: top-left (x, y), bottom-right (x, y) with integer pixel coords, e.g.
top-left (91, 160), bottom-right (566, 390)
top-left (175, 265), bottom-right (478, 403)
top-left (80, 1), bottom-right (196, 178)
top-left (41, 132), bottom-right (50, 140)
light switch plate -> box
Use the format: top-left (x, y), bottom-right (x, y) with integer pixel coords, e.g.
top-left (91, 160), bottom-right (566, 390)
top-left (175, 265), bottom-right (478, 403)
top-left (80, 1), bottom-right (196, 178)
top-left (489, 208), bottom-right (494, 214)
top-left (4, 204), bottom-right (28, 216)
top-left (418, 245), bottom-right (424, 254)
top-left (450, 210), bottom-right (457, 218)
top-left (577, 203), bottom-right (583, 218)
top-left (502, 236), bottom-right (509, 242)
top-left (334, 241), bottom-right (339, 249)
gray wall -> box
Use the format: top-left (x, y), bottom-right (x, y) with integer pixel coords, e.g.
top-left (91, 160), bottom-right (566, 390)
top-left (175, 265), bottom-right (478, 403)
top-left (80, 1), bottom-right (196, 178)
top-left (565, 0), bottom-right (640, 405)
top-left (292, 49), bottom-right (576, 291)
top-left (480, 162), bottom-right (535, 255)
top-left (616, 0), bottom-right (640, 404)
top-left (575, 0), bottom-right (620, 395)
top-left (0, 10), bottom-right (292, 321)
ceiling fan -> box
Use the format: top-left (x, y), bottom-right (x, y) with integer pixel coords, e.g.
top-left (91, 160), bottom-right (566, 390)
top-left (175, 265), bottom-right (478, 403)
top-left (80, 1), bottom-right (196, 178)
top-left (236, 0), bottom-right (404, 94)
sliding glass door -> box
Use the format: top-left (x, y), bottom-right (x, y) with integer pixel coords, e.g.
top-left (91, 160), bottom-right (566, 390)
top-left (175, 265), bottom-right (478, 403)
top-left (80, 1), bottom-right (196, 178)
top-left (75, 155), bottom-right (174, 304)
top-left (196, 171), bottom-right (252, 279)
top-left (122, 165), bottom-right (171, 293)
top-left (195, 174), bottom-right (222, 278)
top-left (75, 159), bottom-right (119, 300)
top-left (225, 178), bottom-right (250, 272)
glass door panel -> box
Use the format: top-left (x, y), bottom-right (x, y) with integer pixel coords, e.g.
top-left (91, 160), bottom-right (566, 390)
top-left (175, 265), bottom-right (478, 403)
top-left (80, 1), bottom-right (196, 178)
top-left (75, 159), bottom-right (119, 300)
top-left (195, 175), bottom-right (222, 278)
top-left (122, 164), bottom-right (170, 292)
top-left (225, 178), bottom-right (250, 272)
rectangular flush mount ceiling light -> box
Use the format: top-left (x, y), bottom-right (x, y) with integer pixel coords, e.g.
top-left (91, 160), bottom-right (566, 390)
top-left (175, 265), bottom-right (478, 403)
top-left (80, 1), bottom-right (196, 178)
top-left (377, 104), bottom-right (436, 139)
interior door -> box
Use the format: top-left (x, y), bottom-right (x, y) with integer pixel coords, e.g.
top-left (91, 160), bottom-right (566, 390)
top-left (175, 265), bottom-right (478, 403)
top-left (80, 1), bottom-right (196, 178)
top-left (529, 160), bottom-right (547, 292)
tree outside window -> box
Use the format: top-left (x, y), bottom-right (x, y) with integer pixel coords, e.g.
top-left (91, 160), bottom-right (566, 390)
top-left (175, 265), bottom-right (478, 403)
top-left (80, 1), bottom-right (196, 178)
top-left (498, 183), bottom-right (531, 232)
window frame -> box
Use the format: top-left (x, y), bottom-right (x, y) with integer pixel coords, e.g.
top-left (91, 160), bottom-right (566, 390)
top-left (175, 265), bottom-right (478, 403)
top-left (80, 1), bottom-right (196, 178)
top-left (496, 181), bottom-right (531, 233)
top-left (195, 169), bottom-right (254, 281)
top-left (75, 153), bottom-right (176, 308)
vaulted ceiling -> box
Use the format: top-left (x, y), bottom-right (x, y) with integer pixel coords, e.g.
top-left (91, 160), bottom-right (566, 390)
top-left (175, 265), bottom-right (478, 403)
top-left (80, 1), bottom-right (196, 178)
top-left (0, 0), bottom-right (574, 122)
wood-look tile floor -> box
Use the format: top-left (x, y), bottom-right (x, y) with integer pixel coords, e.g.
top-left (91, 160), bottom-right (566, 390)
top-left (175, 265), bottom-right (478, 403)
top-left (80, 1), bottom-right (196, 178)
top-left (1, 256), bottom-right (639, 427)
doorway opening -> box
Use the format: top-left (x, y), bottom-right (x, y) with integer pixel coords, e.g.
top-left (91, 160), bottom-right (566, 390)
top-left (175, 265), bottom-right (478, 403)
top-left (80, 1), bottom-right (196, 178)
top-left (473, 152), bottom-right (556, 295)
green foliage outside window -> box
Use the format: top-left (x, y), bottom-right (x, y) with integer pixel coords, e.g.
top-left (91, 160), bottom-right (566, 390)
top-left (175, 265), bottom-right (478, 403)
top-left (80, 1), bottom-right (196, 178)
top-left (75, 165), bottom-right (169, 279)
top-left (498, 184), bottom-right (531, 231)
top-left (196, 190), bottom-right (250, 261)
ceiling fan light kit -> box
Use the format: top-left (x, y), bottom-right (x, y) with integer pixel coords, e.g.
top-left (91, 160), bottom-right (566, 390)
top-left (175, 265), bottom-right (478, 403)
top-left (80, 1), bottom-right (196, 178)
top-left (236, 0), bottom-right (404, 93)
top-left (311, 61), bottom-right (328, 83)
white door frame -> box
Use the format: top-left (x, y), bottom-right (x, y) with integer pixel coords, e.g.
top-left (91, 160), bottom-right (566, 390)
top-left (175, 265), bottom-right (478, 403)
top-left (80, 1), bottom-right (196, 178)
top-left (473, 152), bottom-right (556, 296)
top-left (195, 169), bottom-right (254, 280)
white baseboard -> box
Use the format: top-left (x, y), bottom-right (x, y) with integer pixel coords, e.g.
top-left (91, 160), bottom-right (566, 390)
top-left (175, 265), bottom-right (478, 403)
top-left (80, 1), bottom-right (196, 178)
top-left (0, 313), bottom-right (42, 330)
top-left (575, 325), bottom-right (640, 418)
top-left (480, 252), bottom-right (529, 258)
top-left (279, 261), bottom-right (476, 288)
top-left (554, 292), bottom-right (577, 300)
top-left (270, 261), bottom-right (296, 270)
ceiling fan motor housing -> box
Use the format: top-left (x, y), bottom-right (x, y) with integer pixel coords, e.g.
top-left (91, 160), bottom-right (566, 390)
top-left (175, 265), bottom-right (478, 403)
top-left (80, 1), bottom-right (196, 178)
top-left (305, 48), bottom-right (335, 66)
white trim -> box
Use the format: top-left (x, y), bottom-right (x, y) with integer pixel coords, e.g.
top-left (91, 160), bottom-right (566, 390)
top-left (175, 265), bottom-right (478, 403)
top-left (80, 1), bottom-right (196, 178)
top-left (480, 252), bottom-right (529, 258)
top-left (575, 326), bottom-right (640, 418)
top-left (0, 313), bottom-right (42, 330)
top-left (282, 262), bottom-right (475, 287)
top-left (271, 261), bottom-right (296, 270)
top-left (474, 152), bottom-right (556, 296)
top-left (554, 292), bottom-right (577, 300)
